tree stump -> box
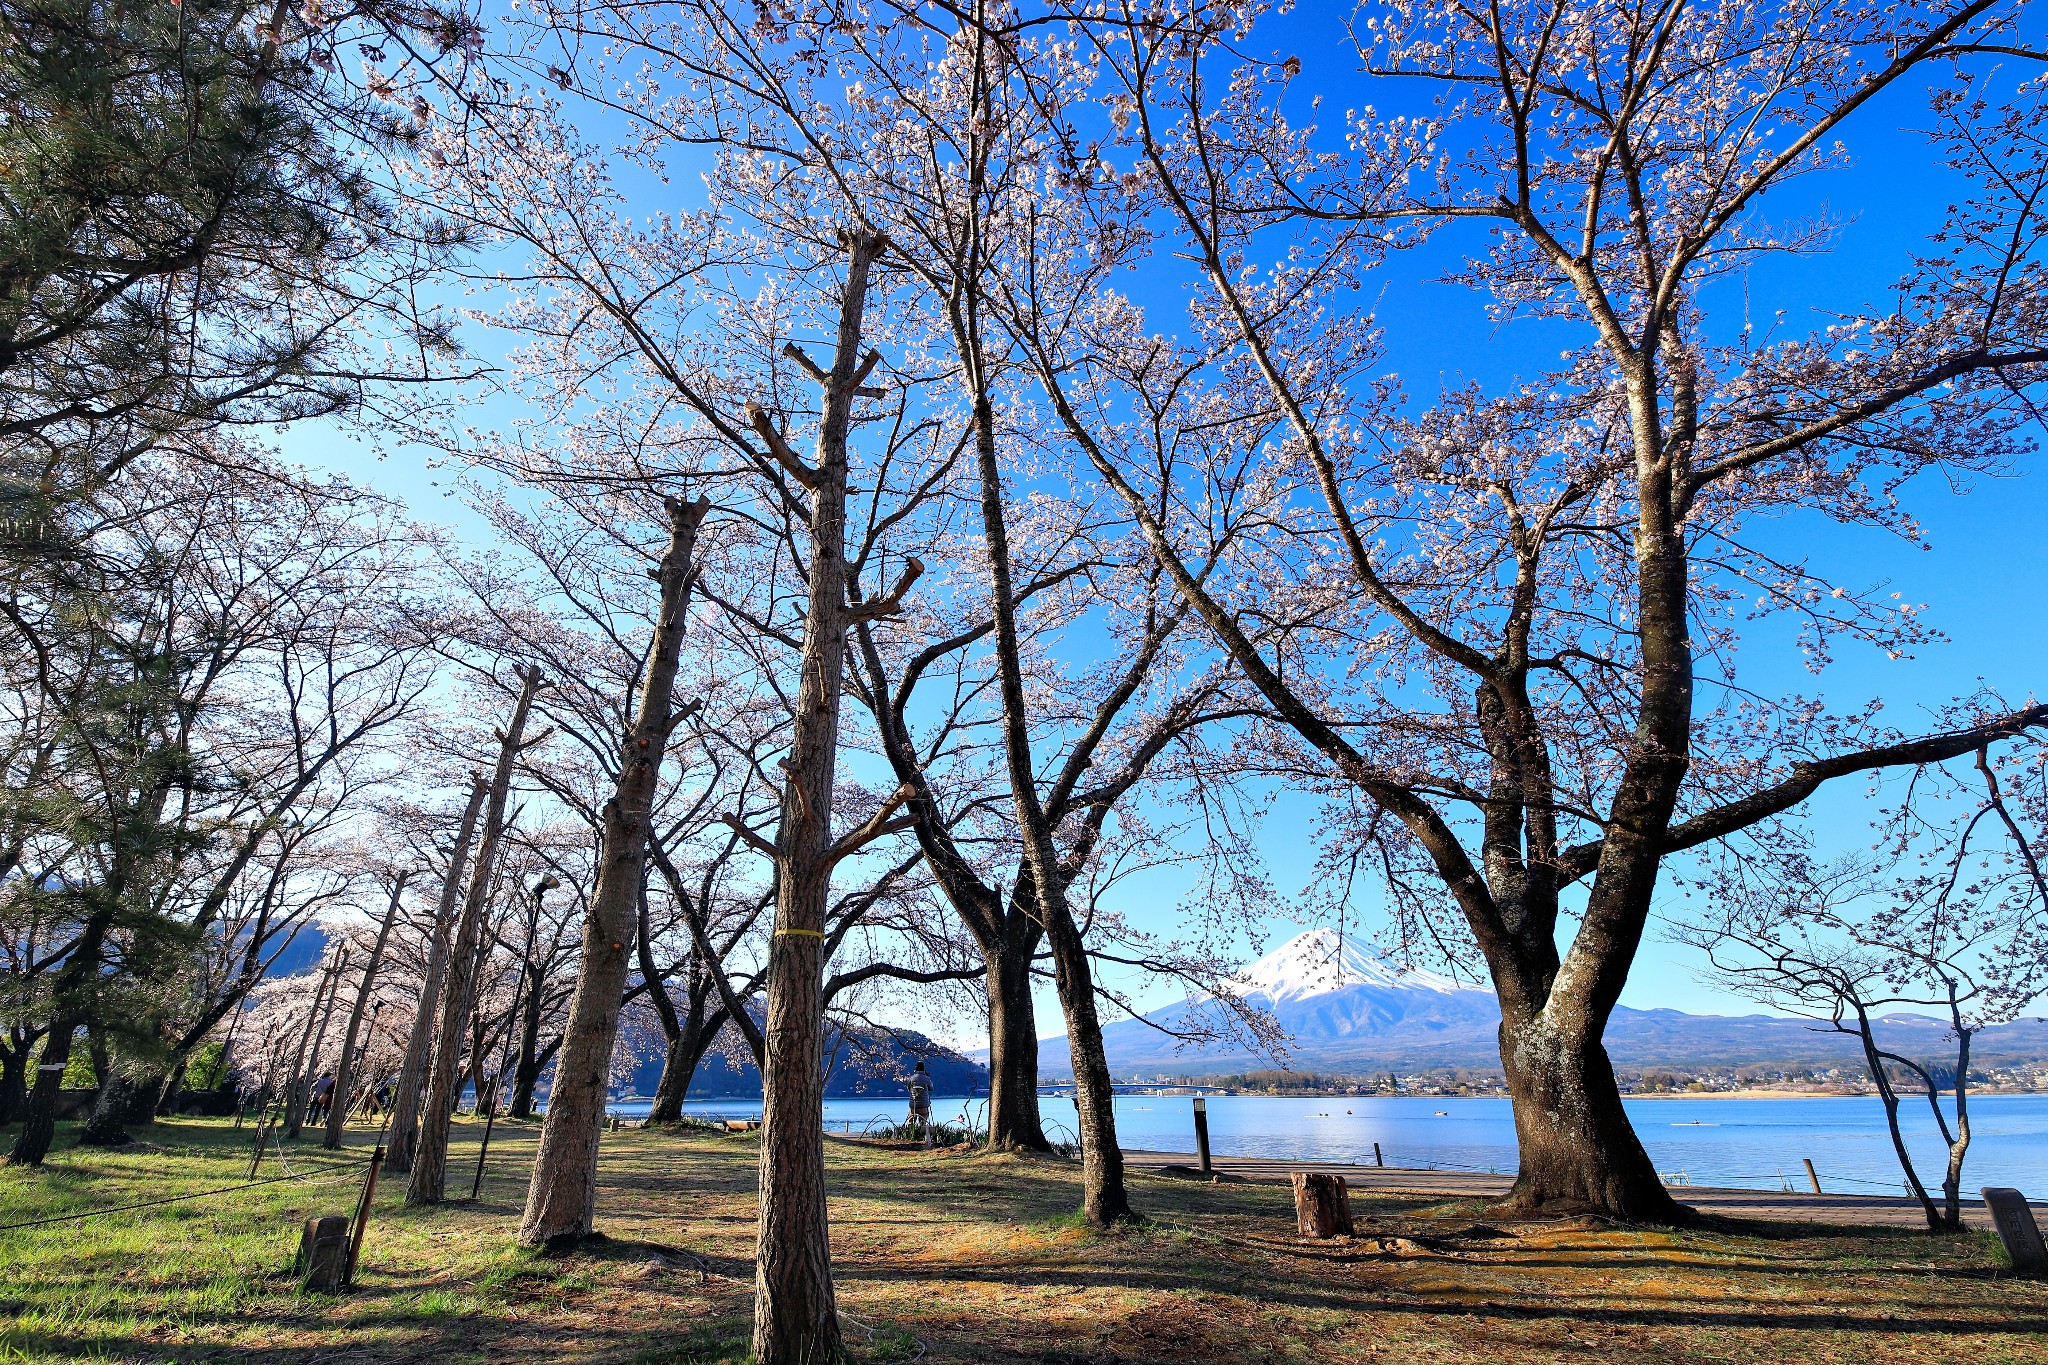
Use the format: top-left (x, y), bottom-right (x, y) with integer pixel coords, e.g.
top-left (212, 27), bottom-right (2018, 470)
top-left (1292, 1172), bottom-right (1354, 1238)
top-left (298, 1215), bottom-right (351, 1291)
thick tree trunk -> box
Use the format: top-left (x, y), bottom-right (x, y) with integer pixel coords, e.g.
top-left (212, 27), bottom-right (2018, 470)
top-left (79, 1074), bottom-right (138, 1147)
top-left (521, 495), bottom-right (709, 1246)
top-left (121, 1072), bottom-right (161, 1124)
top-left (984, 935), bottom-right (1050, 1152)
top-left (1495, 394), bottom-right (1694, 1223)
top-left (645, 1019), bottom-right (693, 1125)
top-left (1042, 898), bottom-right (1132, 1224)
top-left (648, 999), bottom-right (723, 1125)
top-left (324, 875), bottom-right (407, 1149)
top-left (1484, 481), bottom-right (1693, 1224)
top-left (506, 965), bottom-right (549, 1119)
top-left (754, 227), bottom-right (890, 1365)
top-left (409, 666), bottom-right (540, 1206)
top-left (387, 778), bottom-right (488, 1173)
top-left (967, 317), bottom-right (1128, 1219)
top-left (638, 876), bottom-right (691, 1126)
top-left (1497, 1012), bottom-right (1683, 1221)
top-left (0, 1035), bottom-right (28, 1127)
top-left (1940, 1031), bottom-right (1972, 1231)
top-left (508, 1034), bottom-right (561, 1120)
top-left (756, 909), bottom-right (837, 1365)
top-left (6, 1012), bottom-right (81, 1164)
top-left (90, 1064), bottom-right (162, 1128)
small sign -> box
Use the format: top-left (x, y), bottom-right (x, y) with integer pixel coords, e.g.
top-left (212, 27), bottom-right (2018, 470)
top-left (1982, 1188), bottom-right (2048, 1276)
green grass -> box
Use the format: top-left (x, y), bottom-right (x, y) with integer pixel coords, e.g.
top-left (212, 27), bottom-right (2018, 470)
top-left (1, 1115), bottom-right (2044, 1363)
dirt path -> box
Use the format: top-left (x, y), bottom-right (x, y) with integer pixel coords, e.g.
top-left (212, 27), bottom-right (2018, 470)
top-left (1124, 1148), bottom-right (2047, 1229)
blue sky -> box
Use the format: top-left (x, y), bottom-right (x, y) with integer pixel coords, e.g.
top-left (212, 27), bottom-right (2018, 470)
top-left (290, 9), bottom-right (2048, 1041)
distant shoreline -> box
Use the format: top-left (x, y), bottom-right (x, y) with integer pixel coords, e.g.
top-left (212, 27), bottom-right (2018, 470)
top-left (619, 1087), bottom-right (2048, 1107)
top-left (1625, 1086), bottom-right (2047, 1100)
top-left (1064, 1086), bottom-right (2048, 1101)
top-left (1626, 1089), bottom-right (1858, 1100)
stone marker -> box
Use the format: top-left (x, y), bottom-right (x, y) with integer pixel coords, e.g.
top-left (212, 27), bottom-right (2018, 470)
top-left (1981, 1188), bottom-right (2047, 1276)
top-left (1292, 1172), bottom-right (1355, 1239)
top-left (298, 1215), bottom-right (351, 1291)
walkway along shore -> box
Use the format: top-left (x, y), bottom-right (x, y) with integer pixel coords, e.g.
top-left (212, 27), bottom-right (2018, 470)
top-left (1121, 1148), bottom-right (2048, 1231)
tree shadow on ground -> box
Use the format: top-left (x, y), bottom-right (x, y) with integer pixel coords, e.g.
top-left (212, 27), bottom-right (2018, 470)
top-left (5, 1121), bottom-right (2042, 1365)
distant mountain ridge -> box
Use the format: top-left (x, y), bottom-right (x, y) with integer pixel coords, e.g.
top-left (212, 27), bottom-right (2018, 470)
top-left (1036, 928), bottom-right (2048, 1077)
top-left (618, 1021), bottom-right (987, 1101)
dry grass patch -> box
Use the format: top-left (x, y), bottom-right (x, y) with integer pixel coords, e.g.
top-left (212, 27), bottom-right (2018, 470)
top-left (0, 1117), bottom-right (2043, 1363)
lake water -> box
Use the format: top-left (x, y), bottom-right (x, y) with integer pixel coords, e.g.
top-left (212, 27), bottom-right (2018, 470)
top-left (618, 1091), bottom-right (2048, 1196)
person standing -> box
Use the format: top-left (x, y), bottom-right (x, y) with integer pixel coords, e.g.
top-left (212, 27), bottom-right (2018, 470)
top-left (309, 1072), bottom-right (336, 1123)
top-left (905, 1061), bottom-right (933, 1139)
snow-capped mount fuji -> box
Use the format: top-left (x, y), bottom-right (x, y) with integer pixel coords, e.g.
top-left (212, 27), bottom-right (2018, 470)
top-left (1034, 926), bottom-right (2048, 1077)
top-left (1227, 928), bottom-right (1478, 1005)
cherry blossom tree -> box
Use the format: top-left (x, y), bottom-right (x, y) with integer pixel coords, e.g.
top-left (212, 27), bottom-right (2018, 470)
top-left (1019, 0), bottom-right (2048, 1220)
top-left (405, 665), bottom-right (542, 1205)
top-left (521, 0), bottom-right (1280, 1235)
top-left (1685, 742), bottom-right (2048, 1229)
top-left (408, 64), bottom-right (966, 1351)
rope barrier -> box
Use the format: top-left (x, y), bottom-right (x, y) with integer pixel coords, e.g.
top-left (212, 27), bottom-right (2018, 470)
top-left (1166, 1143), bottom-right (1946, 1197)
top-left (0, 1158), bottom-right (369, 1235)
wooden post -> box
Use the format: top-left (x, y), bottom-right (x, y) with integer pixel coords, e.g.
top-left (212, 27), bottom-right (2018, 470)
top-left (1192, 1096), bottom-right (1212, 1174)
top-left (1803, 1158), bottom-right (1822, 1195)
top-left (344, 1145), bottom-right (385, 1287)
top-left (247, 1109), bottom-right (274, 1178)
top-left (298, 1215), bottom-right (350, 1291)
top-left (470, 1082), bottom-right (499, 1201)
top-left (1291, 1172), bottom-right (1354, 1239)
top-left (1373, 1142), bottom-right (1383, 1168)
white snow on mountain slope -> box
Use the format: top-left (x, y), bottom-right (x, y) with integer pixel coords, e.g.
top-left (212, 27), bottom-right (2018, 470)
top-left (1228, 928), bottom-right (1486, 1004)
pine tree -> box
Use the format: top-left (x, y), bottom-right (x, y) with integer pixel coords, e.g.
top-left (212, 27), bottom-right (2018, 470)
top-left (0, 0), bottom-right (464, 493)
